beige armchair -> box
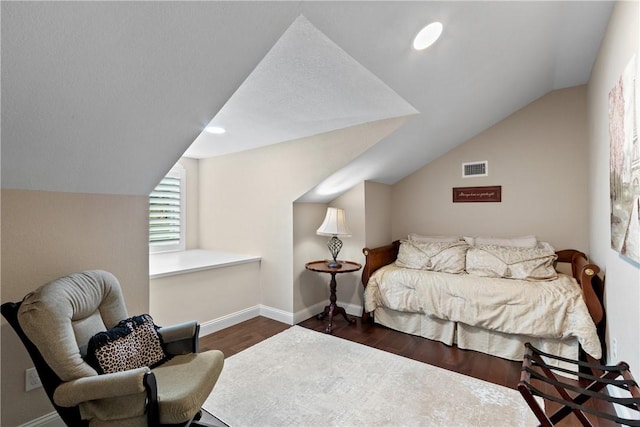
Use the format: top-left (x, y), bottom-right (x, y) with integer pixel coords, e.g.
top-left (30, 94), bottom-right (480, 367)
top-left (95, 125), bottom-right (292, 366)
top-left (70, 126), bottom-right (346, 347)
top-left (1, 270), bottom-right (224, 426)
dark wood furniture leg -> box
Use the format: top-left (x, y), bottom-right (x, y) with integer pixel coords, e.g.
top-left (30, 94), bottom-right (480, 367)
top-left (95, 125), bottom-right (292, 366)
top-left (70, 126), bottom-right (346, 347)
top-left (316, 272), bottom-right (356, 333)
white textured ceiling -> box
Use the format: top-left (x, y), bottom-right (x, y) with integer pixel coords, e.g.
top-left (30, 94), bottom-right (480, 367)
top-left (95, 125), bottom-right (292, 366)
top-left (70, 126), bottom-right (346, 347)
top-left (185, 15), bottom-right (418, 159)
top-left (1, 1), bottom-right (614, 199)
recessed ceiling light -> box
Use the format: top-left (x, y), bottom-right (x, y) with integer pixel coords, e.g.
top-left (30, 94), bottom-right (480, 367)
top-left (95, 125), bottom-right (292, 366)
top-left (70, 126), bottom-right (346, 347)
top-left (205, 126), bottom-right (226, 135)
top-left (413, 22), bottom-right (443, 51)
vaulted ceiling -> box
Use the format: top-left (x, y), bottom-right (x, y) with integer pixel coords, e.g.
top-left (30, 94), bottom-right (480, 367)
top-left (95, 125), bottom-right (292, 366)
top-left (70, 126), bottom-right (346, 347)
top-left (1, 1), bottom-right (613, 199)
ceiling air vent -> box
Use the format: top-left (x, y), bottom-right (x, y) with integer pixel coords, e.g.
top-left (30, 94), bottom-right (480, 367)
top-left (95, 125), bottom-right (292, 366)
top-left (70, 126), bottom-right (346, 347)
top-left (462, 161), bottom-right (488, 178)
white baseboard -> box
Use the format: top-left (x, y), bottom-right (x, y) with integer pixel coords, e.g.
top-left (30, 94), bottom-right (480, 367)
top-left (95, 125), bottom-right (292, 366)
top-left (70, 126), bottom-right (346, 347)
top-left (259, 304), bottom-right (294, 325)
top-left (293, 301), bottom-right (362, 324)
top-left (200, 301), bottom-right (363, 336)
top-left (198, 304), bottom-right (298, 337)
top-left (293, 301), bottom-right (326, 324)
top-left (199, 305), bottom-right (262, 336)
top-left (19, 411), bottom-right (64, 427)
top-left (343, 302), bottom-right (364, 318)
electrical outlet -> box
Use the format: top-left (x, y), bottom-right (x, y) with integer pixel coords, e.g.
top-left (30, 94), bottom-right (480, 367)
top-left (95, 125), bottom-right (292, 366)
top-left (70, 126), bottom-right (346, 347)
top-left (25, 367), bottom-right (42, 392)
top-left (612, 338), bottom-right (618, 361)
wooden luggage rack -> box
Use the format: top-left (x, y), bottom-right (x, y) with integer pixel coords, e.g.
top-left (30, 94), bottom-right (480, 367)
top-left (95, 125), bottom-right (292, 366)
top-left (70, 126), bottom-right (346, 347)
top-left (518, 342), bottom-right (640, 426)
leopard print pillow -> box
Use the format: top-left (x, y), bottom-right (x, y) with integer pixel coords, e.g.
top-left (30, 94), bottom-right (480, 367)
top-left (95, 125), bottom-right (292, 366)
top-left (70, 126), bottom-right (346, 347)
top-left (85, 314), bottom-right (171, 375)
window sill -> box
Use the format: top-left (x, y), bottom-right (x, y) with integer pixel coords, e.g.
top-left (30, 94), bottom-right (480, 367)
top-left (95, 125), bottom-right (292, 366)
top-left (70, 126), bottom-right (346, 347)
top-left (149, 249), bottom-right (261, 279)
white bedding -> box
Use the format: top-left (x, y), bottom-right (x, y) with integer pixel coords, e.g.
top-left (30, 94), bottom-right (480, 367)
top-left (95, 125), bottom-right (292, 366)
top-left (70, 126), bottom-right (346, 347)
top-left (364, 264), bottom-right (602, 359)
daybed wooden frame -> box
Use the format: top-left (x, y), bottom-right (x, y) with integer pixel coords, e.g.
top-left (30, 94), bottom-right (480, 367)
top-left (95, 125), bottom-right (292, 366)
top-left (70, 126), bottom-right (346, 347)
top-left (361, 241), bottom-right (606, 361)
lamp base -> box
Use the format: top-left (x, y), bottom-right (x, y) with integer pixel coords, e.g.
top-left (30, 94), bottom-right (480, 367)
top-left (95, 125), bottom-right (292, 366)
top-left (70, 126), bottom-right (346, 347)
top-left (326, 236), bottom-right (343, 269)
top-left (326, 260), bottom-right (342, 269)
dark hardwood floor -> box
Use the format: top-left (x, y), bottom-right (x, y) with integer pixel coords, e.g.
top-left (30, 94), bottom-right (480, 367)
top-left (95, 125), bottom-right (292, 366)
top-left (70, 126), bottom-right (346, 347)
top-left (199, 316), bottom-right (620, 427)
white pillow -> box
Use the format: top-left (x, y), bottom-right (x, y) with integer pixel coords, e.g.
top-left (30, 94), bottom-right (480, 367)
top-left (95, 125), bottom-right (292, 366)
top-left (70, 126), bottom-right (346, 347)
top-left (396, 240), bottom-right (469, 273)
top-left (464, 235), bottom-right (538, 248)
top-left (408, 233), bottom-right (461, 243)
top-left (465, 243), bottom-right (557, 281)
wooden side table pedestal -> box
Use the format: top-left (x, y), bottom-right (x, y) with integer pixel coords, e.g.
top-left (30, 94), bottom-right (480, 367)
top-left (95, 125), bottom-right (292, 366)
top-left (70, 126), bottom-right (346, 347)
top-left (305, 260), bottom-right (362, 334)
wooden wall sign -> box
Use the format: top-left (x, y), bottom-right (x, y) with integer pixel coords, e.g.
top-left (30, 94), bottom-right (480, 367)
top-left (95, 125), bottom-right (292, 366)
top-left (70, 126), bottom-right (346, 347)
top-left (452, 186), bottom-right (501, 203)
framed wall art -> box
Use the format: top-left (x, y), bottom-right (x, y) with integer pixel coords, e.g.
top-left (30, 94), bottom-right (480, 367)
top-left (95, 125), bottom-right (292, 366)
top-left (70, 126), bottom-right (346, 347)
top-left (609, 55), bottom-right (640, 264)
top-left (452, 186), bottom-right (501, 203)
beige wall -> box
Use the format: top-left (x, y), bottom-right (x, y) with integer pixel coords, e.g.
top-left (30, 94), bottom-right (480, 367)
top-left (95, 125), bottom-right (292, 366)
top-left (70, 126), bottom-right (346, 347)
top-left (197, 117), bottom-right (409, 316)
top-left (391, 85), bottom-right (590, 252)
top-left (1, 189), bottom-right (149, 426)
top-left (328, 183), bottom-right (367, 309)
top-left (364, 181), bottom-right (392, 249)
top-left (178, 157), bottom-right (200, 250)
top-left (587, 0), bottom-right (639, 370)
top-left (293, 203), bottom-right (331, 317)
top-left (150, 262), bottom-right (260, 327)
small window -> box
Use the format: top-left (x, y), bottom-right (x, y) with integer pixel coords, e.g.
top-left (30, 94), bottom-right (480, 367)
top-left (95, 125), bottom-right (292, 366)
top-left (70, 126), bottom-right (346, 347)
top-left (149, 164), bottom-right (185, 253)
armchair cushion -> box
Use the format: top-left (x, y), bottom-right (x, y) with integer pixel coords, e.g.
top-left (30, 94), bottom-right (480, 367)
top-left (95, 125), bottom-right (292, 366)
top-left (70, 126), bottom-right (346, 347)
top-left (53, 367), bottom-right (150, 407)
top-left (157, 320), bottom-right (198, 355)
top-left (85, 314), bottom-right (171, 375)
top-left (17, 270), bottom-right (129, 381)
top-left (153, 351), bottom-right (225, 424)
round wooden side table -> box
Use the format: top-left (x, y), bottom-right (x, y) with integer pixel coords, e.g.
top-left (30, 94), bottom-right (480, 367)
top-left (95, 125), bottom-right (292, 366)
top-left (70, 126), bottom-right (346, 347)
top-left (305, 260), bottom-right (362, 334)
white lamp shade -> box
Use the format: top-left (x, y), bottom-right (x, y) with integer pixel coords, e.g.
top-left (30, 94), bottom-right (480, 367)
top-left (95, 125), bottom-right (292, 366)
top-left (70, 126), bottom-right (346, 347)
top-left (316, 207), bottom-right (352, 237)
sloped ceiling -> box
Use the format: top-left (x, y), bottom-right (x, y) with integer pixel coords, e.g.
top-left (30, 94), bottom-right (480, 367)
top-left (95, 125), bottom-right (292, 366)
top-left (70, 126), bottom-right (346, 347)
top-left (185, 15), bottom-right (418, 159)
top-left (1, 1), bottom-right (613, 197)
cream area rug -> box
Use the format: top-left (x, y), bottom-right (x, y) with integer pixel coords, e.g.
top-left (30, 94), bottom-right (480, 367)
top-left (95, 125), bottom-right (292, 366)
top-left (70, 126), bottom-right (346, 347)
top-left (203, 326), bottom-right (539, 426)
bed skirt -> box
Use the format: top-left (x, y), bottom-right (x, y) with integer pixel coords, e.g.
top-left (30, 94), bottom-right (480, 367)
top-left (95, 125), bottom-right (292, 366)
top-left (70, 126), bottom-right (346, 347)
top-left (373, 307), bottom-right (579, 372)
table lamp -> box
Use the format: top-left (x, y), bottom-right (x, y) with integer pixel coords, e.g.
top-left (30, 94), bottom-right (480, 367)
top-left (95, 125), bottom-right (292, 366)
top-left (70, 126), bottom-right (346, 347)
top-left (316, 207), bottom-right (352, 268)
